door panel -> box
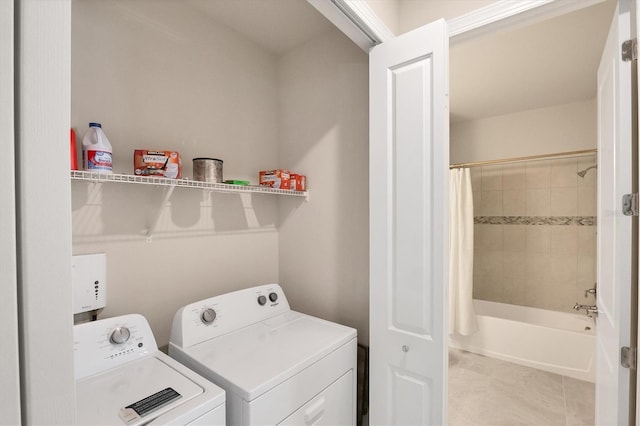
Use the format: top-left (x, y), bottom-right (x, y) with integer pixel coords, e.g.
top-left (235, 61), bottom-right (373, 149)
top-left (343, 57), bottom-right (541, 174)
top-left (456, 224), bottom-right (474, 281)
top-left (393, 55), bottom-right (434, 336)
top-left (596, 0), bottom-right (634, 424)
top-left (390, 367), bottom-right (431, 425)
top-left (370, 19), bottom-right (449, 425)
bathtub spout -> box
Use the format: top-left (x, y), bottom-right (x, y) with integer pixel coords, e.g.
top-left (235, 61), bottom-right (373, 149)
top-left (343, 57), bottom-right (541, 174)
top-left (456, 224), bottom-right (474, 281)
top-left (573, 303), bottom-right (599, 317)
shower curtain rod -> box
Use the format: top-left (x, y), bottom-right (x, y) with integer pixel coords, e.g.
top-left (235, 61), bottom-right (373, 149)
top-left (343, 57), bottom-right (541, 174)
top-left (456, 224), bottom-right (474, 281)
top-left (449, 148), bottom-right (597, 169)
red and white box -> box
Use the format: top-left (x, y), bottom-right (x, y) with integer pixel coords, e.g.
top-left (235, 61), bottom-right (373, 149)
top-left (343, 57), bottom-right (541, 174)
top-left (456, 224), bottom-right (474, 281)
top-left (290, 173), bottom-right (306, 191)
top-left (134, 149), bottom-right (182, 179)
top-left (259, 169), bottom-right (290, 189)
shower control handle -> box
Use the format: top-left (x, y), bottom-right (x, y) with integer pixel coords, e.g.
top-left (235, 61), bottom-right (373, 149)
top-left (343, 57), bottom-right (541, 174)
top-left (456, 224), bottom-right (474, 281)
top-left (584, 287), bottom-right (597, 297)
top-left (573, 302), bottom-right (598, 317)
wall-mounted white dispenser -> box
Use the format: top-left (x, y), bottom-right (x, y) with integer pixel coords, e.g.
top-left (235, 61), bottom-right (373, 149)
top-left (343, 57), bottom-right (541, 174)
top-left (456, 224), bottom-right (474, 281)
top-left (72, 253), bottom-right (107, 314)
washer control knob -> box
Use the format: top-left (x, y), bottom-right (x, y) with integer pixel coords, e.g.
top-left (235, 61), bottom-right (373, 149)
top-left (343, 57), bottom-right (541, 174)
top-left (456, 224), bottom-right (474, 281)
top-left (269, 292), bottom-right (278, 302)
top-left (201, 308), bottom-right (217, 324)
top-left (257, 295), bottom-right (267, 306)
top-left (109, 327), bottom-right (131, 345)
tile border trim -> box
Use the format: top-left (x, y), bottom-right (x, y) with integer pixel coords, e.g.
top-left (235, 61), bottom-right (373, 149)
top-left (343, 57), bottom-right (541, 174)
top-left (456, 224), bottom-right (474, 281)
top-left (474, 216), bottom-right (596, 226)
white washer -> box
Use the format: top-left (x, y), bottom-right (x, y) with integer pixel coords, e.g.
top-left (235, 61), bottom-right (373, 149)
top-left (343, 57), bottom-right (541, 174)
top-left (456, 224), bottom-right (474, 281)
top-left (74, 314), bottom-right (226, 425)
top-left (169, 284), bottom-right (357, 426)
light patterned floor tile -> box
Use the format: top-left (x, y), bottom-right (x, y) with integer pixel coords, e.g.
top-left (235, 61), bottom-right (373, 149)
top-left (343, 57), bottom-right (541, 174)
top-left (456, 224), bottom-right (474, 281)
top-left (448, 349), bottom-right (595, 426)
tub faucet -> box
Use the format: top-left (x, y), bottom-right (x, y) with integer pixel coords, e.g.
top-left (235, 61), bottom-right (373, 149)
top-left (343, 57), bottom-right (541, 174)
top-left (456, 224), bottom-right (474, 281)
top-left (573, 303), bottom-right (599, 317)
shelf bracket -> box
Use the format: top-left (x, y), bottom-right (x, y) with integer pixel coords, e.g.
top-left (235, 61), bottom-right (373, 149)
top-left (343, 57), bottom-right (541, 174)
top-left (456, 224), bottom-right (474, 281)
top-left (145, 185), bottom-right (176, 242)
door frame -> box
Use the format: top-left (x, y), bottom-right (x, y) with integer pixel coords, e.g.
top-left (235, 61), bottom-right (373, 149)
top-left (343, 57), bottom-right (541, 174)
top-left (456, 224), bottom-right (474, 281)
top-left (15, 0), bottom-right (76, 423)
top-left (1, 0), bottom-right (21, 423)
top-left (447, 0), bottom-right (607, 43)
top-left (307, 0), bottom-right (608, 51)
top-left (629, 0), bottom-right (640, 423)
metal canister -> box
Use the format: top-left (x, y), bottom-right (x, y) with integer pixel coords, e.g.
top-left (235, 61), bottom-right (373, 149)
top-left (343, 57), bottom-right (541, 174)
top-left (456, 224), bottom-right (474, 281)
top-left (192, 158), bottom-right (223, 183)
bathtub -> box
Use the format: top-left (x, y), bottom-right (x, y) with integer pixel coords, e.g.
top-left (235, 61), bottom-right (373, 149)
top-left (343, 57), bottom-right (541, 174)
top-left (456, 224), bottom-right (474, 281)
top-left (449, 299), bottom-right (596, 382)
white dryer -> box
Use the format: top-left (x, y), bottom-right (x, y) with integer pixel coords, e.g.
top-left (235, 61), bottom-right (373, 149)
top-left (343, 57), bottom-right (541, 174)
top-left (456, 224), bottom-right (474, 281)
top-left (169, 284), bottom-right (357, 425)
top-left (74, 314), bottom-right (226, 425)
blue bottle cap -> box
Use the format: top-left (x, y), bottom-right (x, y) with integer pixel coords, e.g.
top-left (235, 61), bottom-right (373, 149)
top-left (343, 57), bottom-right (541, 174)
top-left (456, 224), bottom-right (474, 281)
top-left (88, 122), bottom-right (102, 128)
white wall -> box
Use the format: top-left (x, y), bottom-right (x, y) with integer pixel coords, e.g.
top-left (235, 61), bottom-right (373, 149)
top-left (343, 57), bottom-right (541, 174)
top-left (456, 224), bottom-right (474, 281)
top-left (71, 1), bottom-right (371, 349)
top-left (71, 0), bottom-right (281, 346)
top-left (365, 0), bottom-right (400, 35)
top-left (398, 0), bottom-right (496, 33)
top-left (277, 29), bottom-right (370, 345)
top-left (71, 0), bottom-right (279, 183)
top-left (451, 99), bottom-right (597, 164)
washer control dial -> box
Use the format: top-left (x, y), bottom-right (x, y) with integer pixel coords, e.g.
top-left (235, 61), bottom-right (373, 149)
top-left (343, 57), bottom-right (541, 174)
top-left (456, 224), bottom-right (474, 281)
top-left (269, 292), bottom-right (278, 302)
top-left (109, 327), bottom-right (131, 345)
top-left (201, 308), bottom-right (217, 324)
top-left (257, 295), bottom-right (267, 306)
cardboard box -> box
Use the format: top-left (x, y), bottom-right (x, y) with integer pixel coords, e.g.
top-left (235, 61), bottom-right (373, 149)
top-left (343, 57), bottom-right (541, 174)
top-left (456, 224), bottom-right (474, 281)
top-left (259, 169), bottom-right (290, 189)
top-left (134, 150), bottom-right (182, 179)
top-left (290, 173), bottom-right (306, 191)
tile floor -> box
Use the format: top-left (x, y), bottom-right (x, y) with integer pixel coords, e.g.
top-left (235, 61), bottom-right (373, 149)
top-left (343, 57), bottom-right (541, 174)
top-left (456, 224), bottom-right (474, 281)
top-left (448, 349), bottom-right (595, 426)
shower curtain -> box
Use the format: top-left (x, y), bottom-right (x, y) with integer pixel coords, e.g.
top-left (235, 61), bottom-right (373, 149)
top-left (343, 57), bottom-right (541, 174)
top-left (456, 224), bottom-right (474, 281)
top-left (449, 168), bottom-right (477, 336)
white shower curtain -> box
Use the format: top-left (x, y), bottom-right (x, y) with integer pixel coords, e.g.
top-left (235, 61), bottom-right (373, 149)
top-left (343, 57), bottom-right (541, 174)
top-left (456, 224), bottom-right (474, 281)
top-left (449, 168), bottom-right (478, 336)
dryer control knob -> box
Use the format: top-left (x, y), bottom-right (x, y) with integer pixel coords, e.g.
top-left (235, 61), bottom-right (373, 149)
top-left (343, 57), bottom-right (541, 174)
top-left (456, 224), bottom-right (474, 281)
top-left (109, 327), bottom-right (131, 345)
top-left (201, 308), bottom-right (217, 324)
top-left (257, 295), bottom-right (267, 306)
top-left (269, 292), bottom-right (278, 302)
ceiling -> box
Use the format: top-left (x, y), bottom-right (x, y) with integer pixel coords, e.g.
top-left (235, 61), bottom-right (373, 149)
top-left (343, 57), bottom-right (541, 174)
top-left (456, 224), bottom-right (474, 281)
top-left (184, 0), bottom-right (333, 55)
top-left (184, 0), bottom-right (615, 123)
top-left (450, 0), bottom-right (616, 122)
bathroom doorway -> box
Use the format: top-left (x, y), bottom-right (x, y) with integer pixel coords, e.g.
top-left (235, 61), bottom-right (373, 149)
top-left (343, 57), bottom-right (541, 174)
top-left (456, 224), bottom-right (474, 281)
top-left (448, 1), bottom-right (616, 424)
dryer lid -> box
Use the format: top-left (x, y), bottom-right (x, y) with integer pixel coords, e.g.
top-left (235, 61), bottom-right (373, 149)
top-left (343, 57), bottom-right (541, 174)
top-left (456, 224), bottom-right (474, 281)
top-left (182, 311), bottom-right (356, 401)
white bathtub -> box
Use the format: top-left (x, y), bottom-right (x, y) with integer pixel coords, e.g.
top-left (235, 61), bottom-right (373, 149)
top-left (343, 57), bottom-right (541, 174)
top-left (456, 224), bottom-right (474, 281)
top-left (449, 299), bottom-right (596, 382)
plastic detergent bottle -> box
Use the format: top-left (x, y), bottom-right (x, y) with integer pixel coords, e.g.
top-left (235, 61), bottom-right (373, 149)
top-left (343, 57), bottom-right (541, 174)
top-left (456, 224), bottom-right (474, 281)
top-left (82, 122), bottom-right (113, 173)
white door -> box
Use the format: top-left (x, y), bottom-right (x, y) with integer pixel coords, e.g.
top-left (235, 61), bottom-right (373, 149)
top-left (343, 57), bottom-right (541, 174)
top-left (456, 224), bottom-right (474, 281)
top-left (596, 0), bottom-right (635, 424)
top-left (369, 19), bottom-right (449, 425)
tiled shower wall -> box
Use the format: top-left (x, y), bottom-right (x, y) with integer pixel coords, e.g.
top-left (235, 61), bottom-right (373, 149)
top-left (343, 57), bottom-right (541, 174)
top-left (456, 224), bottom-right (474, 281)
top-left (471, 155), bottom-right (597, 313)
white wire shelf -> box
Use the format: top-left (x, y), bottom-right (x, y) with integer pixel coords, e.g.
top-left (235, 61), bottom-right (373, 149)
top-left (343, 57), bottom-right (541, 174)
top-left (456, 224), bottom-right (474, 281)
top-left (70, 170), bottom-right (309, 200)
